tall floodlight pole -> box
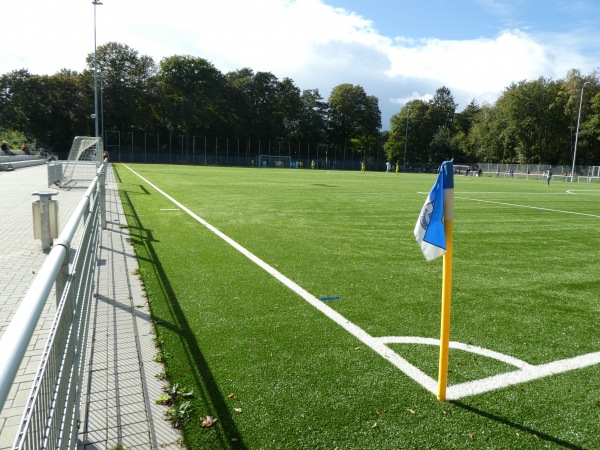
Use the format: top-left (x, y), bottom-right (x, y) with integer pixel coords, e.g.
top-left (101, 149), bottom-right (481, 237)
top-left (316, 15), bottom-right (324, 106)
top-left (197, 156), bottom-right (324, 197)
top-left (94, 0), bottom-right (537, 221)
top-left (571, 81), bottom-right (589, 182)
top-left (93, 0), bottom-right (103, 140)
top-left (403, 106), bottom-right (410, 171)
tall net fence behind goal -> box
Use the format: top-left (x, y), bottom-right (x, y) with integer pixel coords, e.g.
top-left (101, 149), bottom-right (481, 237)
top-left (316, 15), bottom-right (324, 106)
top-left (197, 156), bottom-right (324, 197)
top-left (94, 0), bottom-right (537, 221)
top-left (60, 136), bottom-right (103, 186)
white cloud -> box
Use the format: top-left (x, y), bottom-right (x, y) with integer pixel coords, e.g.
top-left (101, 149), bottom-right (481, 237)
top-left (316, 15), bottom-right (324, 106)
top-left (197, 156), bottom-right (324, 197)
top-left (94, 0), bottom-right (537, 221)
top-left (385, 30), bottom-right (563, 100)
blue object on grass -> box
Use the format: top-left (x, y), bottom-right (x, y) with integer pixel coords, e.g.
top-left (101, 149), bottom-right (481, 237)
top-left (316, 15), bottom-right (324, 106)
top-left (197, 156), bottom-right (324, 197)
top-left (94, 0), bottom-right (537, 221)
top-left (319, 296), bottom-right (341, 301)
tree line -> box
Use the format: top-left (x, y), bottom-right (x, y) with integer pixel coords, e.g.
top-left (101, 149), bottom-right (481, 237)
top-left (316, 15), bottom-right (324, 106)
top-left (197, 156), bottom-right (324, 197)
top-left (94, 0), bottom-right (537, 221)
top-left (386, 71), bottom-right (600, 168)
top-left (0, 42), bottom-right (598, 167)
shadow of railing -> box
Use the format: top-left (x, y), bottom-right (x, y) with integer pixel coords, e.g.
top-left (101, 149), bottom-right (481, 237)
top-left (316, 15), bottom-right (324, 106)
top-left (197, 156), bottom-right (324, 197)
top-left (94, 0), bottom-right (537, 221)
top-left (119, 185), bottom-right (247, 449)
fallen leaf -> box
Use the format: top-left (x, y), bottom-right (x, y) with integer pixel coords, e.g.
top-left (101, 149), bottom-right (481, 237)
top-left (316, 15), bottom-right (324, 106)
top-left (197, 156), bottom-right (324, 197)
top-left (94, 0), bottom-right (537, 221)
top-left (468, 433), bottom-right (474, 440)
top-left (376, 410), bottom-right (382, 417)
top-left (406, 408), bottom-right (416, 414)
top-left (227, 393), bottom-right (238, 400)
top-left (533, 434), bottom-right (540, 442)
top-left (371, 422), bottom-right (378, 428)
top-left (201, 416), bottom-right (217, 427)
top-left (234, 407), bottom-right (243, 413)
top-left (515, 432), bottom-right (520, 437)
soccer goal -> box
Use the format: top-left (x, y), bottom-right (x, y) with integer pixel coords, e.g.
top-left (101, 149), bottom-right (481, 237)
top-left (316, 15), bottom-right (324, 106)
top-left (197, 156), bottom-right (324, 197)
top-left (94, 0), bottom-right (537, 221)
top-left (257, 155), bottom-right (291, 168)
top-left (59, 136), bottom-right (104, 186)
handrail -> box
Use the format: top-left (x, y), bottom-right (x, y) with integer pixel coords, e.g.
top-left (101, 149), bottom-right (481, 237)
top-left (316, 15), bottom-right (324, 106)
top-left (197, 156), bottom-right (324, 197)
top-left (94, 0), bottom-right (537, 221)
top-left (0, 160), bottom-right (107, 415)
top-left (0, 248), bottom-right (67, 410)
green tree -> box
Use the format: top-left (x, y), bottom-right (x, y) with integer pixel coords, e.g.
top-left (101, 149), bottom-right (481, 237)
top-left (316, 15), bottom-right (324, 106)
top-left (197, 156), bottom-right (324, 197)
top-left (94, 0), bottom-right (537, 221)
top-left (158, 55), bottom-right (227, 135)
top-left (296, 89), bottom-right (328, 142)
top-left (496, 78), bottom-right (569, 164)
top-left (225, 69), bottom-right (285, 138)
top-left (328, 83), bottom-right (381, 157)
top-left (89, 42), bottom-right (157, 133)
top-left (385, 99), bottom-right (432, 167)
top-left (277, 77), bottom-right (303, 139)
top-left (0, 69), bottom-right (89, 153)
top-left (562, 70), bottom-right (600, 166)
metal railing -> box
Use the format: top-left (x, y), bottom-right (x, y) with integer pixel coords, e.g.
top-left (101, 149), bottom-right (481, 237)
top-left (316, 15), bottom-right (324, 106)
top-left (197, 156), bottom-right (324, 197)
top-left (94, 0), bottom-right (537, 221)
top-left (0, 161), bottom-right (107, 449)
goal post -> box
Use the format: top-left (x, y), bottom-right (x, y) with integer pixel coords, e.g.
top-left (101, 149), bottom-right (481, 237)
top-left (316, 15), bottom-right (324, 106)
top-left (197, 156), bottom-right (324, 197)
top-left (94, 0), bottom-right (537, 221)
top-left (59, 136), bottom-right (104, 186)
top-left (257, 154), bottom-right (292, 168)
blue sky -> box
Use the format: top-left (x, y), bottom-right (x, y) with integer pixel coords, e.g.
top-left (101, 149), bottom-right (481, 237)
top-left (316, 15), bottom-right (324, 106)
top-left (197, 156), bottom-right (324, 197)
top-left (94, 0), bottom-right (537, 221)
top-left (3, 0), bottom-right (600, 129)
top-left (327, 0), bottom-right (598, 39)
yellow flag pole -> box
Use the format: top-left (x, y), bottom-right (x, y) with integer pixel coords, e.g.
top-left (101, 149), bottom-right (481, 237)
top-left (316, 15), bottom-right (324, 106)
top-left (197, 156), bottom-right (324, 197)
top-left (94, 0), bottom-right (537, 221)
top-left (437, 220), bottom-right (453, 401)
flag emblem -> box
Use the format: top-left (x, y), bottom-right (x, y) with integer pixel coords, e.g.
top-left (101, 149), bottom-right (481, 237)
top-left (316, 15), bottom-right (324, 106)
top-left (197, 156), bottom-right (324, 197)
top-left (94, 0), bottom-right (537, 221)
top-left (414, 161), bottom-right (454, 261)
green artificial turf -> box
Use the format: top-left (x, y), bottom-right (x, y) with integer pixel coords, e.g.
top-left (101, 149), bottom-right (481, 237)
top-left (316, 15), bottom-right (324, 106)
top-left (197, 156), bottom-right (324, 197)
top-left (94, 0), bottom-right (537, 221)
top-left (115, 164), bottom-right (600, 449)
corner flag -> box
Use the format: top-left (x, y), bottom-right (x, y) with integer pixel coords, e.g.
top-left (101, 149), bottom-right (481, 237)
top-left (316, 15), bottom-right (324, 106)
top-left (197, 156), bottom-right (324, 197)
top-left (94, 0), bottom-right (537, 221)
top-left (414, 160), bottom-right (455, 401)
top-left (414, 161), bottom-right (454, 261)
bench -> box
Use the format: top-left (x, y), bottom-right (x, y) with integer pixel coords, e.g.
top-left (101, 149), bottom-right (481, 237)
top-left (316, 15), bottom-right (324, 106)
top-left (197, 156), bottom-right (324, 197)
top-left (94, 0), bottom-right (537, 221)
top-left (0, 154), bottom-right (47, 171)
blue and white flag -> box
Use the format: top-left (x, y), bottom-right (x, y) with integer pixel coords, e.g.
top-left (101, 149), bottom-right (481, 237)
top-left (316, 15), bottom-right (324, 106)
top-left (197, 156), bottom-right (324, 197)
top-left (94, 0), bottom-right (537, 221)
top-left (414, 160), bottom-right (454, 261)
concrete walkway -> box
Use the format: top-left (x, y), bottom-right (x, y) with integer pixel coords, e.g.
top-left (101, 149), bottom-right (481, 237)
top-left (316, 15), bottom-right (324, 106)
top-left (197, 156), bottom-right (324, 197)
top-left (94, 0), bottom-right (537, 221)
top-left (0, 164), bottom-right (181, 449)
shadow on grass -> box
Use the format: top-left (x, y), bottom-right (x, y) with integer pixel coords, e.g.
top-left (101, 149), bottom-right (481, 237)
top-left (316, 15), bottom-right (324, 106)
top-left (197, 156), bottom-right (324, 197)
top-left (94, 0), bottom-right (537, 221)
top-left (451, 401), bottom-right (584, 449)
top-left (119, 186), bottom-right (247, 449)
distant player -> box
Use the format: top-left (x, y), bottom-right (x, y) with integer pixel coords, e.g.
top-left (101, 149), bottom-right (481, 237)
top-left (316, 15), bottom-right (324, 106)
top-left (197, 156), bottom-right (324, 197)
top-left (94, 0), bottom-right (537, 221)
top-left (361, 159), bottom-right (366, 174)
top-left (547, 167), bottom-right (552, 185)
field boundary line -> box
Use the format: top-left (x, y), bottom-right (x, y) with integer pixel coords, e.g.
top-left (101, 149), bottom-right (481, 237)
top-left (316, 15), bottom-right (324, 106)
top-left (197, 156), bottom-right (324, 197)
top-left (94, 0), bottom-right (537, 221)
top-left (454, 196), bottom-right (600, 218)
top-left (122, 165), bottom-right (600, 400)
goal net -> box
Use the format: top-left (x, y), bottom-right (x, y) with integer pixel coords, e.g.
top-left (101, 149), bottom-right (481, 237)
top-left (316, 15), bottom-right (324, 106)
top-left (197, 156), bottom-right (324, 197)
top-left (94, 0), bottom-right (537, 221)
top-left (257, 155), bottom-right (291, 168)
top-left (60, 136), bottom-right (103, 185)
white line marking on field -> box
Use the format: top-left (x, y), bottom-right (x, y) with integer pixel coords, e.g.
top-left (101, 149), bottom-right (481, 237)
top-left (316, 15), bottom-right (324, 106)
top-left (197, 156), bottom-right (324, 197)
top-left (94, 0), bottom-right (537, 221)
top-left (160, 208), bottom-right (180, 211)
top-left (455, 196), bottom-right (600, 218)
top-left (123, 164), bottom-right (600, 399)
top-left (446, 351), bottom-right (600, 400)
top-left (377, 336), bottom-right (532, 369)
top-left (566, 190), bottom-right (600, 195)
top-left (416, 191), bottom-right (572, 196)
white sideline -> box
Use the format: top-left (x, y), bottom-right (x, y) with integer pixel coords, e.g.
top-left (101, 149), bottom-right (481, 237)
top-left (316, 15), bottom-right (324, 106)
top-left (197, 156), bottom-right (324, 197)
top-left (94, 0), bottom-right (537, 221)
top-left (454, 196), bottom-right (600, 218)
top-left (123, 165), bottom-right (600, 400)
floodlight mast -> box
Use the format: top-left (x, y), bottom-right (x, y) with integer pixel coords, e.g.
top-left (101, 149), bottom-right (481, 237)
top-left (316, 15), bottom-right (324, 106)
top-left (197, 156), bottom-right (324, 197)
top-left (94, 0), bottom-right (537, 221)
top-left (93, 0), bottom-right (103, 141)
top-left (403, 106), bottom-right (410, 171)
top-left (571, 81), bottom-right (590, 183)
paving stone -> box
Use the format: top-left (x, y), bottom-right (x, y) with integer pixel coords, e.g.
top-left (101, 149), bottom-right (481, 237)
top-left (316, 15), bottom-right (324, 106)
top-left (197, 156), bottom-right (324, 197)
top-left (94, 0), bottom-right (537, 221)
top-left (0, 165), bottom-right (182, 449)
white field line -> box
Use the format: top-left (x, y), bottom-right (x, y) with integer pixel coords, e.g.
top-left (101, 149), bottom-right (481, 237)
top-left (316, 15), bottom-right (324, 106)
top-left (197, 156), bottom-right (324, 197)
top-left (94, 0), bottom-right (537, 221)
top-left (446, 351), bottom-right (600, 400)
top-left (123, 165), bottom-right (600, 399)
top-left (566, 190), bottom-right (600, 195)
top-left (377, 336), bottom-right (532, 369)
top-left (454, 196), bottom-right (600, 219)
top-left (416, 191), bottom-right (572, 195)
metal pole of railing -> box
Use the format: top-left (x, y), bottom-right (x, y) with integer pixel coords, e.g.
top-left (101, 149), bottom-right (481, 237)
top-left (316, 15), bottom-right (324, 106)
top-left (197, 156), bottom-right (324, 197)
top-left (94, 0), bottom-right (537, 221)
top-left (99, 160), bottom-right (107, 229)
